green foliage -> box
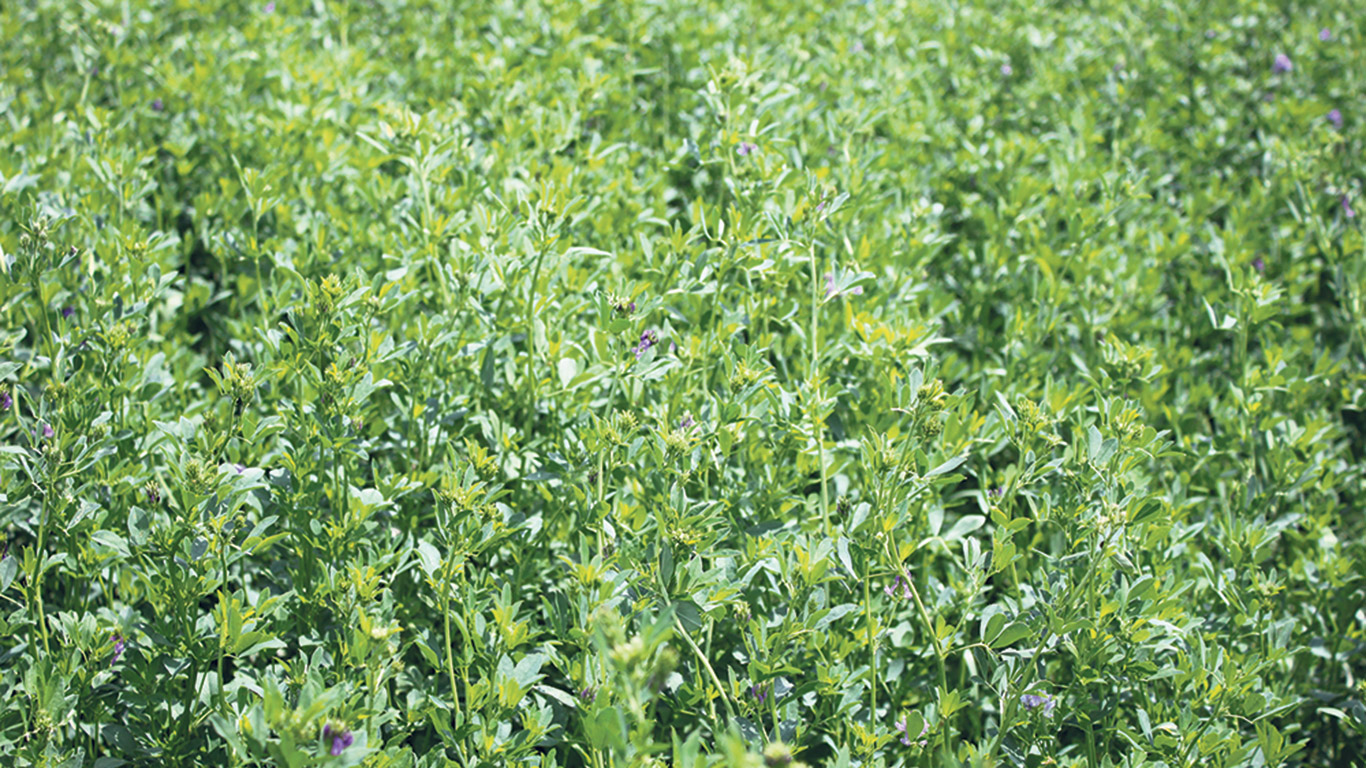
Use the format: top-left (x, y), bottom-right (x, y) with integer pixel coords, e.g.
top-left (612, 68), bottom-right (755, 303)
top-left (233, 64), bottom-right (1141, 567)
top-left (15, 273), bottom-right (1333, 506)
top-left (0, 0), bottom-right (1363, 766)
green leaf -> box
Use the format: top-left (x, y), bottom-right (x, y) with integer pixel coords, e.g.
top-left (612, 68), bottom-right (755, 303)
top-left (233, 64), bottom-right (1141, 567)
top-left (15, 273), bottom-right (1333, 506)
top-left (673, 600), bottom-right (703, 633)
top-left (557, 357), bottom-right (578, 387)
top-left (926, 453), bottom-right (967, 477)
top-left (943, 515), bottom-right (985, 541)
top-left (1087, 424), bottom-right (1103, 461)
top-left (415, 540), bottom-right (442, 577)
top-left (990, 623), bottom-right (1033, 649)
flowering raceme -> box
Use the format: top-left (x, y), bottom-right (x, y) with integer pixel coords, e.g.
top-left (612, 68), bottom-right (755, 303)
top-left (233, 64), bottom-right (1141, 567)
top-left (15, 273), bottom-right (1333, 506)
top-left (1020, 692), bottom-right (1057, 716)
top-left (884, 570), bottom-right (912, 600)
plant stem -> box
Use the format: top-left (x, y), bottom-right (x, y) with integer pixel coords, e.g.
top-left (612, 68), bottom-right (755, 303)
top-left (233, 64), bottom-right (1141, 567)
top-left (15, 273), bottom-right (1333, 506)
top-left (906, 576), bottom-right (949, 751)
top-left (809, 244), bottom-right (830, 537)
top-left (864, 572), bottom-right (877, 724)
top-left (441, 572), bottom-right (462, 729)
top-left (32, 493), bottom-right (52, 655)
top-left (675, 616), bottom-right (735, 724)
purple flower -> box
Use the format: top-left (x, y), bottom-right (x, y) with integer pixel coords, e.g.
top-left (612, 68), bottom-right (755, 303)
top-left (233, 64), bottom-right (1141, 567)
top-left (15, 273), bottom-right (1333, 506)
top-left (61, 306), bottom-right (74, 320)
top-left (264, 0), bottom-right (276, 11)
top-left (578, 686), bottom-right (597, 704)
top-left (111, 633), bottom-right (125, 665)
top-left (750, 683), bottom-right (769, 704)
top-left (0, 391), bottom-right (10, 410)
top-left (894, 718), bottom-right (928, 747)
top-left (988, 486), bottom-right (1005, 499)
top-left (1328, 109), bottom-right (1343, 129)
top-left (330, 730), bottom-right (354, 756)
top-left (633, 329), bottom-right (659, 360)
top-left (1273, 53), bottom-right (1293, 74)
top-left (736, 142), bottom-right (757, 157)
top-left (1320, 28), bottom-right (1331, 42)
top-left (883, 571), bottom-right (912, 600)
top-left (38, 423), bottom-right (54, 439)
top-left (824, 272), bottom-right (864, 298)
top-left (1020, 692), bottom-right (1057, 716)
top-left (1252, 257), bottom-right (1265, 272)
top-left (1000, 63), bottom-right (1013, 76)
top-left (234, 464), bottom-right (247, 474)
top-left (679, 415), bottom-right (695, 430)
top-left (1344, 195), bottom-right (1357, 219)
top-left (895, 719), bottom-right (912, 746)
top-left (151, 98), bottom-right (163, 112)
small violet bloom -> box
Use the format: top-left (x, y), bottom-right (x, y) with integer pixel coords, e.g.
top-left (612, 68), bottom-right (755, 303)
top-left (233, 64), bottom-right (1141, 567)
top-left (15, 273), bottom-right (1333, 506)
top-left (1020, 692), bottom-right (1057, 716)
top-left (1328, 109), bottom-right (1343, 129)
top-left (633, 329), bottom-right (659, 360)
top-left (1000, 63), bottom-right (1013, 76)
top-left (111, 633), bottom-right (125, 665)
top-left (0, 390), bottom-right (11, 410)
top-left (736, 142), bottom-right (757, 157)
top-left (61, 306), bottom-right (74, 320)
top-left (883, 571), bottom-right (913, 600)
top-left (988, 486), bottom-right (1005, 499)
top-left (750, 683), bottom-right (769, 704)
top-left (1344, 195), bottom-right (1356, 219)
top-left (1273, 53), bottom-right (1293, 73)
top-left (578, 686), bottom-right (597, 704)
top-left (1252, 257), bottom-right (1265, 272)
top-left (151, 98), bottom-right (163, 112)
top-left (679, 415), bottom-right (695, 430)
top-left (895, 718), bottom-right (929, 747)
top-left (1320, 28), bottom-right (1331, 42)
top-left (39, 423), bottom-right (54, 439)
top-left (824, 272), bottom-right (864, 298)
top-left (265, 0), bottom-right (276, 11)
top-left (323, 724), bottom-right (354, 756)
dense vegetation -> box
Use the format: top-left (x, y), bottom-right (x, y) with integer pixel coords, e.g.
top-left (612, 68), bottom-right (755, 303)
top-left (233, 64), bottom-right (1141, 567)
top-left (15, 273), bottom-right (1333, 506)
top-left (1, 1), bottom-right (1363, 766)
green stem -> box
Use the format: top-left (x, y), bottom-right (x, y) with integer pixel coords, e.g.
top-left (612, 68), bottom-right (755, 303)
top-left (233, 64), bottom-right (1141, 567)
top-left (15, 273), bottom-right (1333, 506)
top-left (675, 616), bottom-right (735, 724)
top-left (864, 573), bottom-right (877, 724)
top-left (441, 570), bottom-right (462, 730)
top-left (906, 577), bottom-right (948, 750)
top-left (32, 494), bottom-right (52, 655)
top-left (809, 244), bottom-right (829, 537)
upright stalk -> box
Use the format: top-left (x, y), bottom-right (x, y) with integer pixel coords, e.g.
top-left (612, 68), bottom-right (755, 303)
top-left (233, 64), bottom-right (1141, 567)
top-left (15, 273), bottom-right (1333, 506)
top-left (32, 494), bottom-right (52, 654)
top-left (809, 244), bottom-right (829, 536)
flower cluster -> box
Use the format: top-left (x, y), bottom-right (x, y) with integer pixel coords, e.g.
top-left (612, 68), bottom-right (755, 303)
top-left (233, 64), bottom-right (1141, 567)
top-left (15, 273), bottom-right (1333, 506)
top-left (1020, 691), bottom-right (1057, 716)
top-left (322, 724), bottom-right (354, 756)
top-left (633, 329), bottom-right (659, 359)
top-left (609, 293), bottom-right (636, 316)
top-left (824, 271), bottom-right (864, 299)
top-left (895, 717), bottom-right (928, 747)
top-left (883, 570), bottom-right (913, 600)
top-left (749, 682), bottom-right (770, 705)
